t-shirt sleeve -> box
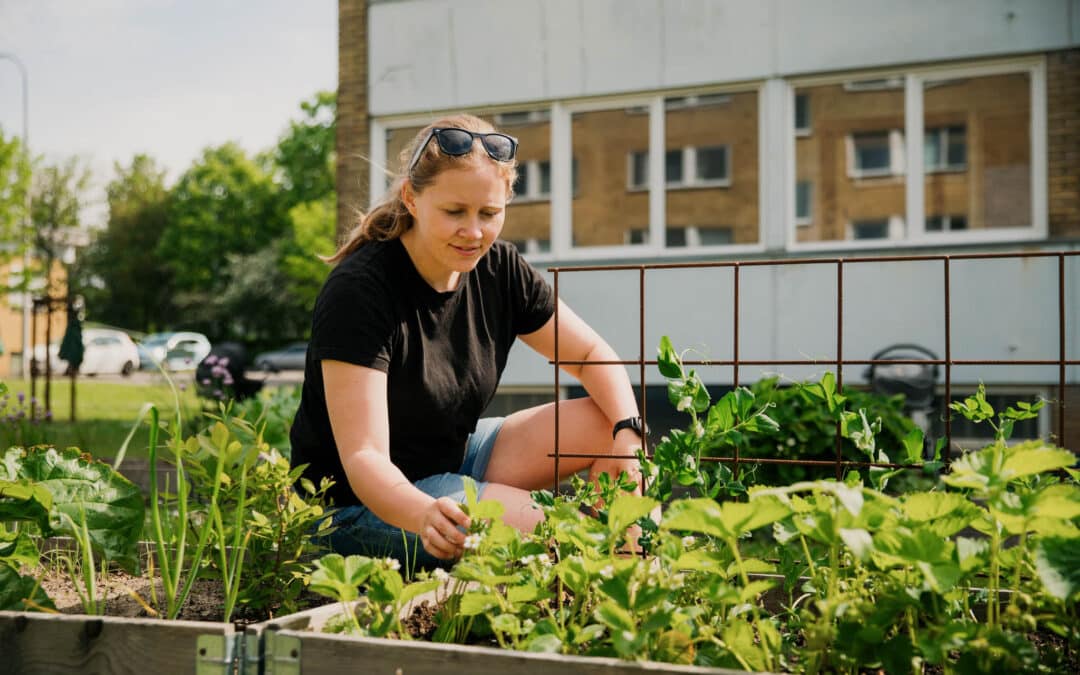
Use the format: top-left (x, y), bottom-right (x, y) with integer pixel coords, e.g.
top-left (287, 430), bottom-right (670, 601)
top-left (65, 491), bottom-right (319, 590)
top-left (505, 243), bottom-right (556, 336)
top-left (308, 268), bottom-right (395, 372)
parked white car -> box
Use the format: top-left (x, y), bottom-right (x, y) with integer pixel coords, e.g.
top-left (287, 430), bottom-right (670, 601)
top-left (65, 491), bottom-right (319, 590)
top-left (138, 331), bottom-right (212, 372)
top-left (31, 328), bottom-right (141, 376)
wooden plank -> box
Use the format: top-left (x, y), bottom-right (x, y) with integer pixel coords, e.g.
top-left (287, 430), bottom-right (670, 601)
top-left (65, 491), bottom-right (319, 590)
top-left (0, 611), bottom-right (234, 675)
top-left (269, 629), bottom-right (752, 675)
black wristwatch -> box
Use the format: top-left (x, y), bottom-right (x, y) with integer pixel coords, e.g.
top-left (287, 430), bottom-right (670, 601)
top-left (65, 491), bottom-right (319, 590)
top-left (612, 416), bottom-right (648, 440)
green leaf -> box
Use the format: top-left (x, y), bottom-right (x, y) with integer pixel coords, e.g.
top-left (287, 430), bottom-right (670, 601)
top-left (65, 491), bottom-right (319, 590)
top-left (309, 554), bottom-right (375, 602)
top-left (1, 447), bottom-right (144, 570)
top-left (0, 479), bottom-right (53, 529)
top-left (573, 623), bottom-right (606, 645)
top-left (458, 591), bottom-right (500, 616)
top-left (400, 578), bottom-right (440, 605)
top-left (723, 620), bottom-right (766, 672)
top-left (508, 583), bottom-right (552, 604)
top-left (839, 528), bottom-right (875, 561)
top-left (469, 499), bottom-right (504, 521)
top-left (527, 633), bottom-right (564, 653)
top-left (462, 475), bottom-right (479, 509)
top-left (555, 556), bottom-right (591, 595)
top-left (608, 494), bottom-right (658, 535)
top-left (594, 601), bottom-right (635, 632)
top-left (1035, 537), bottom-right (1080, 601)
top-left (661, 495), bottom-right (789, 539)
top-left (900, 428), bottom-right (925, 464)
top-left (0, 564), bottom-right (55, 612)
top-left (1002, 445), bottom-right (1076, 481)
top-left (491, 613), bottom-right (521, 636)
top-left (657, 336), bottom-right (683, 379)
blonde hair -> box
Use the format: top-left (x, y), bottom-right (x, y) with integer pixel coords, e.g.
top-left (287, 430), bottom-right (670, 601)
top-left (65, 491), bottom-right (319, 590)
top-left (326, 113), bottom-right (518, 264)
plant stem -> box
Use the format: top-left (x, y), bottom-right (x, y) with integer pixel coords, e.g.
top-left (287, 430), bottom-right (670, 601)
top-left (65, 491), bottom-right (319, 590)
top-left (728, 535), bottom-right (774, 671)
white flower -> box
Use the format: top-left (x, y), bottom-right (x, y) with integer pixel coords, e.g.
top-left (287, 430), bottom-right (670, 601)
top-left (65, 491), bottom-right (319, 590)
top-left (385, 557), bottom-right (401, 571)
top-left (383, 605), bottom-right (393, 614)
top-left (536, 553), bottom-right (552, 566)
top-left (622, 630), bottom-right (635, 642)
top-left (463, 533), bottom-right (483, 550)
top-left (786, 437), bottom-right (797, 447)
top-left (681, 535), bottom-right (695, 547)
top-left (599, 564), bottom-right (615, 579)
top-left (433, 568), bottom-right (450, 581)
top-left (670, 573), bottom-right (686, 589)
top-left (519, 555), bottom-right (535, 565)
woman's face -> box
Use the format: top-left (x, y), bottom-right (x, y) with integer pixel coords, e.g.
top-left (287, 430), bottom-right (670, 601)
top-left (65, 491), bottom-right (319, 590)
top-left (401, 159), bottom-right (509, 291)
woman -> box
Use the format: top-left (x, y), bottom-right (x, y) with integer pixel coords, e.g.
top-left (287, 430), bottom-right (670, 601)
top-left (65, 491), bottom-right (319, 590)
top-left (290, 114), bottom-right (645, 568)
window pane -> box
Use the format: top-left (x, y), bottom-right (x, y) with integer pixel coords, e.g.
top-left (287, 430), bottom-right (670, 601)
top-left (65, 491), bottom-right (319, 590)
top-left (572, 107), bottom-right (649, 248)
top-left (924, 73), bottom-right (1031, 231)
top-left (795, 93), bottom-right (810, 133)
top-left (665, 227), bottom-right (687, 247)
top-left (492, 109), bottom-right (553, 249)
top-left (852, 220), bottom-right (889, 239)
top-left (512, 165), bottom-right (528, 197)
top-left (665, 150), bottom-right (683, 184)
top-left (853, 132), bottom-right (891, 172)
top-left (666, 90), bottom-right (759, 246)
top-left (796, 181), bottom-right (812, 221)
top-left (696, 146), bottom-right (728, 181)
top-left (794, 83), bottom-right (904, 243)
top-left (630, 151), bottom-right (648, 189)
top-left (384, 124), bottom-right (428, 190)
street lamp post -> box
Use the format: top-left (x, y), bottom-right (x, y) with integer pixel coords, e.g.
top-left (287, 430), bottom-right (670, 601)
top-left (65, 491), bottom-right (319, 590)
top-left (0, 52), bottom-right (31, 379)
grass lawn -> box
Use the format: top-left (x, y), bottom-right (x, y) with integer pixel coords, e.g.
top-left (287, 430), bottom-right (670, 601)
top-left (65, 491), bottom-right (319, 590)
top-left (0, 376), bottom-right (204, 460)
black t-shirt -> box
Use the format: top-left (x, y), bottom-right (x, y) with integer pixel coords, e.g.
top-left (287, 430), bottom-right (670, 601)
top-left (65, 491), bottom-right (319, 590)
top-left (289, 238), bottom-right (555, 507)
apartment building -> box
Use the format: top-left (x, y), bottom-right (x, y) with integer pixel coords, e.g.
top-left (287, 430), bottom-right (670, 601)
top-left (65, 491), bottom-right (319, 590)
top-left (339, 0), bottom-right (1080, 449)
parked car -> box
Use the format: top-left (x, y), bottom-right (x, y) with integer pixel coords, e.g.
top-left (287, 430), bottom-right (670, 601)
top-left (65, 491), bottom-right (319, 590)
top-left (138, 331), bottom-right (212, 372)
top-left (31, 328), bottom-right (140, 376)
top-left (252, 341), bottom-right (308, 372)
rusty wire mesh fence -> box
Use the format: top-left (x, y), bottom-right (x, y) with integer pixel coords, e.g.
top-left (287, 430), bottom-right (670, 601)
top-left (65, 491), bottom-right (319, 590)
top-left (547, 250), bottom-right (1078, 493)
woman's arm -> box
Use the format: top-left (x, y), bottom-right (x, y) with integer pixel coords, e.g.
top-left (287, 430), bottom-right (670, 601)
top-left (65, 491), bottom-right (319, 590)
top-left (518, 300), bottom-right (644, 473)
top-left (323, 359), bottom-right (469, 560)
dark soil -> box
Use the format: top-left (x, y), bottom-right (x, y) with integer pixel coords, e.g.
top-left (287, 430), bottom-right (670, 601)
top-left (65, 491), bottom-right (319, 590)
top-left (401, 600), bottom-right (439, 640)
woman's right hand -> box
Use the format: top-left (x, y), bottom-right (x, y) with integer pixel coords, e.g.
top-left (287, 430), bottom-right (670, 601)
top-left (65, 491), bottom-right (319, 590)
top-left (419, 497), bottom-right (471, 560)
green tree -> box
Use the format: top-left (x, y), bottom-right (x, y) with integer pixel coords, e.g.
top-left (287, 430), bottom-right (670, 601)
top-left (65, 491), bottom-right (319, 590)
top-left (73, 155), bottom-right (173, 331)
top-left (280, 195), bottom-right (336, 320)
top-left (0, 126), bottom-right (31, 254)
top-left (274, 91), bottom-right (336, 209)
top-left (29, 156), bottom-right (92, 296)
top-left (159, 143), bottom-right (289, 337)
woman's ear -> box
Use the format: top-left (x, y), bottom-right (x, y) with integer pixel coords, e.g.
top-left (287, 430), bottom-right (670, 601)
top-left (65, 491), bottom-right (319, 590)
top-left (401, 181), bottom-right (418, 218)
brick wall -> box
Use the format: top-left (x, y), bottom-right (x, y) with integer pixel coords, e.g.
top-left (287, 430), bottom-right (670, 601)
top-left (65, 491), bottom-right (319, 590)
top-left (336, 0), bottom-right (369, 241)
top-left (1048, 48), bottom-right (1080, 239)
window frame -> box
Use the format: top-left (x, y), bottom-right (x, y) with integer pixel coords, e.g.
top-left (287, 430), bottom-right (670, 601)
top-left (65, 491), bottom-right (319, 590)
top-left (787, 56), bottom-right (1047, 252)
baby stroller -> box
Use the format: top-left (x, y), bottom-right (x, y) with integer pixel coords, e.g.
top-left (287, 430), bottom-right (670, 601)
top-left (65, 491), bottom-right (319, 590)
top-left (195, 342), bottom-right (264, 403)
top-left (863, 343), bottom-right (940, 460)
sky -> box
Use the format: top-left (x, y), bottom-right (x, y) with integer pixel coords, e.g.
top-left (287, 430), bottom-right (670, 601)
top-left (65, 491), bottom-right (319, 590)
top-left (0, 0), bottom-right (337, 224)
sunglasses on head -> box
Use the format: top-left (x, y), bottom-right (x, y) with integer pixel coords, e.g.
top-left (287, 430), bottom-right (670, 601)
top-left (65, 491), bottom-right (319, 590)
top-left (407, 127), bottom-right (518, 173)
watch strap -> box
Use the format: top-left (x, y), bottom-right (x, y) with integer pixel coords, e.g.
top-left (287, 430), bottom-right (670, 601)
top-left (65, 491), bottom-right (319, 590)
top-left (612, 416), bottom-right (648, 439)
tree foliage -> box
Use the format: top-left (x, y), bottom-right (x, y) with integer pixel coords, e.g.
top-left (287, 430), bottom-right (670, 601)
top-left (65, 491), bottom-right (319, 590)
top-left (0, 126), bottom-right (31, 259)
top-left (73, 155), bottom-right (173, 331)
top-left (30, 156), bottom-right (92, 295)
top-left (274, 90), bottom-right (336, 209)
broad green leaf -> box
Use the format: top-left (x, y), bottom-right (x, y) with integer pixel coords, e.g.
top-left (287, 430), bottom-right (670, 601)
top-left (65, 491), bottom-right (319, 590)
top-left (527, 633), bottom-right (564, 653)
top-left (608, 494), bottom-right (658, 535)
top-left (0, 564), bottom-right (55, 612)
top-left (458, 591), bottom-right (500, 616)
top-left (900, 428), bottom-right (925, 464)
top-left (662, 496), bottom-right (789, 539)
top-left (0, 528), bottom-right (40, 569)
top-left (675, 548), bottom-right (730, 573)
top-left (367, 567), bottom-right (404, 604)
top-left (469, 499), bottom-right (504, 521)
top-left (0, 479), bottom-right (52, 529)
top-left (902, 492), bottom-right (979, 537)
top-left (508, 583), bottom-right (552, 604)
top-left (594, 601), bottom-right (635, 632)
top-left (309, 554), bottom-right (375, 602)
top-left (1, 447), bottom-right (144, 570)
top-left (738, 579), bottom-right (776, 604)
top-left (839, 528), bottom-right (875, 561)
top-left (1002, 445), bottom-right (1076, 481)
top-left (1035, 537), bottom-right (1080, 601)
top-left (723, 620), bottom-right (766, 672)
top-left (462, 475), bottom-right (479, 509)
top-left (1033, 484), bottom-right (1080, 520)
top-left (555, 556), bottom-right (591, 595)
top-left (654, 630), bottom-right (695, 665)
top-left (491, 613), bottom-right (521, 636)
top-left (572, 624), bottom-right (606, 645)
top-left (400, 578), bottom-right (440, 605)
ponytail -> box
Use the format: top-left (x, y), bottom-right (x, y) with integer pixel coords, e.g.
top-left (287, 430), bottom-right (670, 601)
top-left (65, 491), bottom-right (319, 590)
top-left (323, 177), bottom-right (414, 264)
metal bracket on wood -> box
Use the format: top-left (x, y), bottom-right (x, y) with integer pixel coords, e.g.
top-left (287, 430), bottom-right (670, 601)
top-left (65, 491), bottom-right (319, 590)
top-left (195, 633), bottom-right (244, 675)
top-left (263, 630), bottom-right (302, 675)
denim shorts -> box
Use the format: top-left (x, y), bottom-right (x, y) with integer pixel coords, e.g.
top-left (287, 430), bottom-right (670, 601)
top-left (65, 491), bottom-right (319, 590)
top-left (322, 416), bottom-right (504, 570)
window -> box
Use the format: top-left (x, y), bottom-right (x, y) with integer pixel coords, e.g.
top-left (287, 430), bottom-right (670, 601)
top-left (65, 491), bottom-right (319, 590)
top-left (624, 228), bottom-right (649, 245)
top-left (925, 214), bottom-right (968, 232)
top-left (665, 227), bottom-right (688, 247)
top-left (663, 225), bottom-right (734, 247)
top-left (850, 219), bottom-right (890, 240)
top-left (695, 146), bottom-right (729, 182)
top-left (628, 151), bottom-right (648, 189)
top-left (924, 126), bottom-right (967, 171)
top-left (513, 160), bottom-right (552, 201)
top-left (508, 238), bottom-right (551, 255)
top-left (844, 77), bottom-right (904, 92)
top-left (795, 93), bottom-right (811, 135)
top-left (851, 132), bottom-right (893, 176)
top-left (796, 181), bottom-right (812, 225)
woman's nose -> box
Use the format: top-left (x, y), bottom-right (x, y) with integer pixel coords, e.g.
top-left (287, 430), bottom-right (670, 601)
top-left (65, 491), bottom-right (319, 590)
top-left (458, 218), bottom-right (483, 239)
